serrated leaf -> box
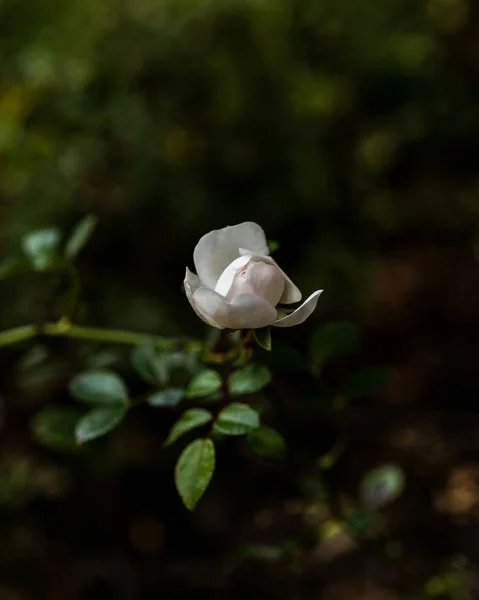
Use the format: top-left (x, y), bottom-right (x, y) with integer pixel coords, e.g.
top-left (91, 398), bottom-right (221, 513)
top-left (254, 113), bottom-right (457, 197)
top-left (22, 227), bottom-right (61, 271)
top-left (69, 370), bottom-right (128, 406)
top-left (229, 363), bottom-right (271, 396)
top-left (164, 408), bottom-right (213, 446)
top-left (310, 322), bottom-right (361, 371)
top-left (253, 327), bottom-right (272, 351)
top-left (175, 438), bottom-right (215, 511)
top-left (32, 406), bottom-right (82, 451)
top-left (214, 402), bottom-right (259, 436)
top-left (65, 213), bottom-right (98, 258)
top-left (75, 405), bottom-right (127, 444)
top-left (247, 426), bottom-right (286, 460)
top-left (131, 344), bottom-right (168, 385)
top-left (359, 464), bottom-right (406, 510)
top-left (340, 367), bottom-right (390, 398)
top-left (185, 369), bottom-right (222, 398)
top-left (148, 388), bottom-right (184, 408)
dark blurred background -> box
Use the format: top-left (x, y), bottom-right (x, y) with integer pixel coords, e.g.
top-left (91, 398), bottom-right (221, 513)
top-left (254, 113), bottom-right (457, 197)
top-left (1, 0), bottom-right (479, 598)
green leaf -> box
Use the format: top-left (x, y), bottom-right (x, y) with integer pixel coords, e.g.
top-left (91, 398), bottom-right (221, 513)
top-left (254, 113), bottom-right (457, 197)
top-left (340, 367), bottom-right (390, 398)
top-left (253, 327), bottom-right (272, 351)
top-left (22, 227), bottom-right (61, 271)
top-left (185, 369), bottom-right (222, 398)
top-left (31, 406), bottom-right (82, 451)
top-left (310, 322), bottom-right (361, 371)
top-left (131, 345), bottom-right (168, 385)
top-left (75, 405), bottom-right (127, 444)
top-left (175, 438), bottom-right (215, 511)
top-left (69, 370), bottom-right (128, 406)
top-left (164, 350), bottom-right (200, 387)
top-left (214, 402), bottom-right (259, 436)
top-left (65, 213), bottom-right (99, 258)
top-left (248, 426), bottom-right (286, 460)
top-left (359, 464), bottom-right (406, 510)
top-left (166, 350), bottom-right (198, 374)
top-left (267, 240), bottom-right (279, 253)
top-left (164, 408), bottom-right (213, 446)
top-left (148, 388), bottom-right (184, 408)
top-left (229, 363), bottom-right (271, 396)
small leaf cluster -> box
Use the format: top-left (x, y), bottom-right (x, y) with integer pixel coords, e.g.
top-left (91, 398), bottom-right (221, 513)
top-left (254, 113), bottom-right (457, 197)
top-left (131, 344), bottom-right (196, 408)
top-left (167, 360), bottom-right (281, 510)
top-left (30, 334), bottom-right (285, 511)
top-left (33, 370), bottom-right (129, 449)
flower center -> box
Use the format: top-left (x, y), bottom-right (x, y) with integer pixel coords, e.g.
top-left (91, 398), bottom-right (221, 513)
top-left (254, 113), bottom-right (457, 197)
top-left (214, 255), bottom-right (285, 307)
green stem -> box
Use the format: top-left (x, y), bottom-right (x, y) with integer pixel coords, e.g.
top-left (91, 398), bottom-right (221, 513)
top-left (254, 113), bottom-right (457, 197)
top-left (0, 324), bottom-right (38, 346)
top-left (208, 330), bottom-right (236, 435)
top-left (0, 321), bottom-right (202, 351)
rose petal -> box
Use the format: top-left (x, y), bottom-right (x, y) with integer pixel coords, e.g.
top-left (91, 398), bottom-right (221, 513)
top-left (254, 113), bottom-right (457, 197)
top-left (184, 267), bottom-right (201, 296)
top-left (272, 290), bottom-right (323, 327)
top-left (184, 268), bottom-right (217, 326)
top-left (239, 249), bottom-right (302, 304)
top-left (194, 223), bottom-right (269, 289)
top-left (244, 262), bottom-right (284, 306)
top-left (192, 288), bottom-right (277, 330)
top-left (227, 293), bottom-right (278, 329)
top-left (214, 255), bottom-right (252, 297)
top-left (191, 286), bottom-right (230, 329)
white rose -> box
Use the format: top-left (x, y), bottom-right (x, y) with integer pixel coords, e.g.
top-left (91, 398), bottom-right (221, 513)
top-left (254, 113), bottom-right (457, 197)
top-left (184, 222), bottom-right (323, 330)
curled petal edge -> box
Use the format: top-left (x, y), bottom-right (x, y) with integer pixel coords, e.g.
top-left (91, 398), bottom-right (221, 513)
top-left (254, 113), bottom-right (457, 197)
top-left (184, 268), bottom-right (222, 328)
top-left (272, 290), bottom-right (323, 328)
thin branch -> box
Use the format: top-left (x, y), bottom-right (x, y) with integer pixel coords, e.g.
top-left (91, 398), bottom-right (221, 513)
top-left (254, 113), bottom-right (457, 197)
top-left (0, 321), bottom-right (202, 352)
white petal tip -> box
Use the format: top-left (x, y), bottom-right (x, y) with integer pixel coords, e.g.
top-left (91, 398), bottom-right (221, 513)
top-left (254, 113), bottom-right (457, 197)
top-left (273, 289), bottom-right (323, 328)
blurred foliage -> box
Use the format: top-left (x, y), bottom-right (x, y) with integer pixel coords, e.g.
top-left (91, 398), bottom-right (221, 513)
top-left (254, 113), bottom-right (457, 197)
top-left (1, 0), bottom-right (478, 330)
